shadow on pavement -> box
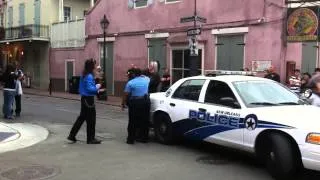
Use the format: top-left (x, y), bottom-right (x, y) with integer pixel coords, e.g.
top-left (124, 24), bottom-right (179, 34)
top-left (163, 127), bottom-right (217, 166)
top-left (160, 138), bottom-right (320, 180)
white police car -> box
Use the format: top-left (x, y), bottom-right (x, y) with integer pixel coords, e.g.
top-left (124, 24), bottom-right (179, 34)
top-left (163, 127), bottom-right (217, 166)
top-left (150, 70), bottom-right (320, 179)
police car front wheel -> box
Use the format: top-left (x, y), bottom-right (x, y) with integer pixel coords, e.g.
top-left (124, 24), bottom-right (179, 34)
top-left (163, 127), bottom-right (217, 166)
top-left (154, 113), bottom-right (174, 145)
top-left (264, 133), bottom-right (301, 180)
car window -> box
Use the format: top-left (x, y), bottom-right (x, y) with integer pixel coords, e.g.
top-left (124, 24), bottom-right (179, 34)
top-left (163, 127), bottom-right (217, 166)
top-left (205, 80), bottom-right (240, 108)
top-left (172, 79), bottom-right (206, 101)
top-left (232, 80), bottom-right (307, 107)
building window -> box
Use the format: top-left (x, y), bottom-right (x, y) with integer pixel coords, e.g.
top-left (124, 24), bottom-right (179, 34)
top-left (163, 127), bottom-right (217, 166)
top-left (134, 0), bottom-right (147, 8)
top-left (165, 0), bottom-right (181, 3)
top-left (8, 6), bottom-right (13, 27)
top-left (64, 6), bottom-right (71, 21)
top-left (171, 49), bottom-right (202, 83)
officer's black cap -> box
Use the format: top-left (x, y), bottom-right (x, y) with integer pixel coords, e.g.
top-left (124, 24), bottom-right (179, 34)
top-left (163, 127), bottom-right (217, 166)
top-left (127, 68), bottom-right (136, 75)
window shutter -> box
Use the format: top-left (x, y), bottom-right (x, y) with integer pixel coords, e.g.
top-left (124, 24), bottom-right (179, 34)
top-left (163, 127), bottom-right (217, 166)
top-left (128, 0), bottom-right (134, 8)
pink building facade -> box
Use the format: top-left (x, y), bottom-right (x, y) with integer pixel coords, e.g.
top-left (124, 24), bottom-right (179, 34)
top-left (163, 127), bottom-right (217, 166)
top-left (50, 0), bottom-right (316, 96)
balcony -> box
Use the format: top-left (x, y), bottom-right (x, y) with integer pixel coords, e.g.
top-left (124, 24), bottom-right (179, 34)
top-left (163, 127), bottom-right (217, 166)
top-left (0, 24), bottom-right (49, 41)
top-left (51, 19), bottom-right (85, 48)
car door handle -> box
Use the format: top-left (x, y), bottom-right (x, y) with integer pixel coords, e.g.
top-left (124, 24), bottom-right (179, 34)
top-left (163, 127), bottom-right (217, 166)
top-left (198, 108), bottom-right (206, 112)
top-left (170, 103), bottom-right (175, 107)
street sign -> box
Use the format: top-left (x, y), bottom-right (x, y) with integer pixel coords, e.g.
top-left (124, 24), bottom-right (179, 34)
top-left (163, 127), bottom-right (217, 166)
top-left (196, 16), bottom-right (207, 23)
top-left (180, 16), bottom-right (195, 23)
top-left (187, 28), bottom-right (201, 36)
top-left (181, 15), bottom-right (207, 23)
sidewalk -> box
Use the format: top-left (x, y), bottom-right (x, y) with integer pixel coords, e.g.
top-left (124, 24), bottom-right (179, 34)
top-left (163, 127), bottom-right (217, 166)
top-left (22, 88), bottom-right (122, 107)
top-left (0, 122), bottom-right (48, 154)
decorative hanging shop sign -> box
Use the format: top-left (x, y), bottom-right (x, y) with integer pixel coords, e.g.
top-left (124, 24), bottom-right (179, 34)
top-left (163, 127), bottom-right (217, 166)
top-left (287, 7), bottom-right (319, 42)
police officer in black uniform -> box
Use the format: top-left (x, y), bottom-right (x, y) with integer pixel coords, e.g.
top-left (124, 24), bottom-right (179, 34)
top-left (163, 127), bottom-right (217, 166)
top-left (122, 68), bottom-right (150, 144)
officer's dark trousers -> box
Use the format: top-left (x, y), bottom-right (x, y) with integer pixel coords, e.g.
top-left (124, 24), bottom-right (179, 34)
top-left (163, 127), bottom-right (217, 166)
top-left (127, 96), bottom-right (150, 141)
top-left (69, 96), bottom-right (96, 142)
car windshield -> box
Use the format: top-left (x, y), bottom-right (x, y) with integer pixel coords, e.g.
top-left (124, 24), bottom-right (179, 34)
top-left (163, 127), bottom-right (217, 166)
top-left (232, 80), bottom-right (308, 108)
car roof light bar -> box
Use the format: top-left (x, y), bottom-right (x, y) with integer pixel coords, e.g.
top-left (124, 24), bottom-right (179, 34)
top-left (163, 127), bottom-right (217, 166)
top-left (205, 70), bottom-right (257, 76)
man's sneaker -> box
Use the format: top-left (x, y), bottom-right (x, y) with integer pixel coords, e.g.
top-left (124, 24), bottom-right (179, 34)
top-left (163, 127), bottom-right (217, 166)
top-left (67, 136), bottom-right (77, 143)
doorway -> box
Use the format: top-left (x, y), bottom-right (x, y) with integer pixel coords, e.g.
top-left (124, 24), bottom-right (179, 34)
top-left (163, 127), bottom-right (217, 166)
top-left (33, 50), bottom-right (40, 88)
top-left (148, 39), bottom-right (166, 76)
top-left (65, 59), bottom-right (75, 91)
top-left (302, 42), bottom-right (317, 74)
top-left (100, 42), bottom-right (114, 95)
top-left (171, 48), bottom-right (203, 83)
top-left (34, 0), bottom-right (41, 36)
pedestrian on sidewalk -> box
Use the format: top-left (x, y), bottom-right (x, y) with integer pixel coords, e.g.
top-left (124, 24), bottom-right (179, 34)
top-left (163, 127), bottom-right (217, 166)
top-left (68, 59), bottom-right (105, 144)
top-left (308, 74), bottom-right (320, 107)
top-left (288, 69), bottom-right (302, 94)
top-left (2, 64), bottom-right (17, 120)
top-left (122, 68), bottom-right (151, 144)
top-left (14, 70), bottom-right (24, 117)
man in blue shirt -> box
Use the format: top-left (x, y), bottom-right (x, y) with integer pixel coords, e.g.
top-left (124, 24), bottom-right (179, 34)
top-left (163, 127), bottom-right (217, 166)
top-left (122, 68), bottom-right (150, 144)
top-left (68, 59), bottom-right (105, 144)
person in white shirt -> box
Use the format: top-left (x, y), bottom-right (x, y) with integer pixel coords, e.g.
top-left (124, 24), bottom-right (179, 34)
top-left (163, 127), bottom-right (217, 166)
top-left (309, 74), bottom-right (320, 107)
top-left (14, 70), bottom-right (23, 117)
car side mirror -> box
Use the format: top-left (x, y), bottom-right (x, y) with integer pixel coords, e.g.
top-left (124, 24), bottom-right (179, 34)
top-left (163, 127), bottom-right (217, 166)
top-left (219, 97), bottom-right (241, 109)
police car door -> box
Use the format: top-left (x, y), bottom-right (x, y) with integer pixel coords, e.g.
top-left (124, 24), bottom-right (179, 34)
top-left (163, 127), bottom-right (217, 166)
top-left (168, 79), bottom-right (207, 135)
top-left (196, 80), bottom-right (243, 149)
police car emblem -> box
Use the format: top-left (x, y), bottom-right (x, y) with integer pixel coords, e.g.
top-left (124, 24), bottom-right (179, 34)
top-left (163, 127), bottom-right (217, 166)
top-left (244, 115), bottom-right (258, 130)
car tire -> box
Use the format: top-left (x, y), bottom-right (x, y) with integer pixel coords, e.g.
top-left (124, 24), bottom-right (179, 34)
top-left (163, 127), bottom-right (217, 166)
top-left (265, 133), bottom-right (300, 180)
top-left (154, 113), bottom-right (174, 145)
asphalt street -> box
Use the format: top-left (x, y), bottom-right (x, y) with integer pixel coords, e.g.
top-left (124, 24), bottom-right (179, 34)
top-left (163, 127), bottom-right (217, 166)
top-left (0, 94), bottom-right (319, 180)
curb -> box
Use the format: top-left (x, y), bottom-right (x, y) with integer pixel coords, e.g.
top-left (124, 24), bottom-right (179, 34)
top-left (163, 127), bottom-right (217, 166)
top-left (0, 123), bottom-right (20, 144)
top-left (0, 122), bottom-right (49, 154)
top-left (23, 91), bottom-right (122, 108)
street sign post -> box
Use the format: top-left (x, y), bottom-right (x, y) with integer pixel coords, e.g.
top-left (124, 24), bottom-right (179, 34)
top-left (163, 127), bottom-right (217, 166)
top-left (187, 28), bottom-right (201, 36)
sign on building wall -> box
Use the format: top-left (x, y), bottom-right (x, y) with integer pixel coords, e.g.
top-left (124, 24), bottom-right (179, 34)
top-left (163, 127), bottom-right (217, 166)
top-left (287, 7), bottom-right (319, 42)
top-left (252, 60), bottom-right (272, 72)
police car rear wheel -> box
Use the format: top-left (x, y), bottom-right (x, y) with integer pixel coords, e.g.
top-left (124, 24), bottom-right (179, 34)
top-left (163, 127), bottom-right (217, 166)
top-left (154, 113), bottom-right (174, 145)
top-left (265, 133), bottom-right (300, 180)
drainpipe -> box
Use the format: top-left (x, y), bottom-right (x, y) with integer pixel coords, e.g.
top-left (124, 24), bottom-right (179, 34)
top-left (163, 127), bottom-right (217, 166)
top-left (49, 44), bottom-right (52, 96)
top-left (280, 3), bottom-right (288, 83)
top-left (49, 24), bottom-right (52, 95)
